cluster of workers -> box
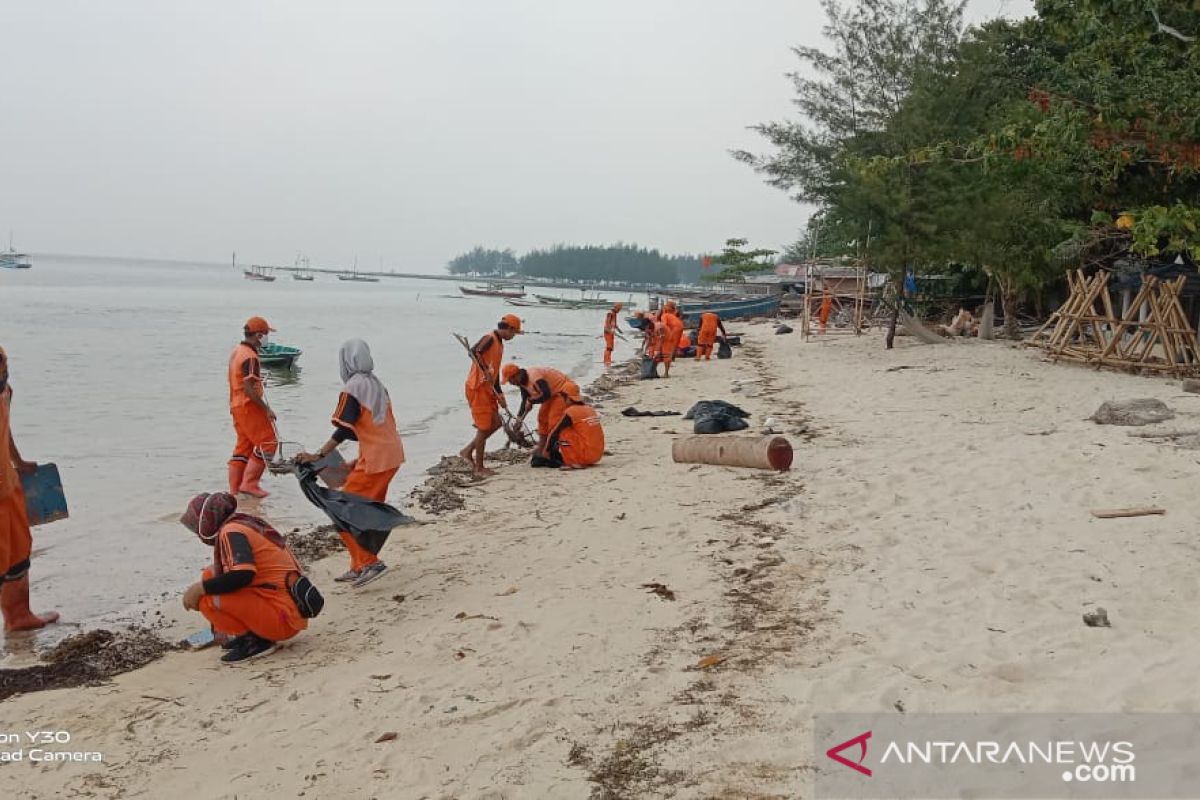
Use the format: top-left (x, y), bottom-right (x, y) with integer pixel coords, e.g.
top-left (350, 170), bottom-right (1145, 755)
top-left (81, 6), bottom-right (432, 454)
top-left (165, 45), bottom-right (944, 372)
top-left (629, 301), bottom-right (728, 376)
top-left (1, 300), bottom-right (721, 663)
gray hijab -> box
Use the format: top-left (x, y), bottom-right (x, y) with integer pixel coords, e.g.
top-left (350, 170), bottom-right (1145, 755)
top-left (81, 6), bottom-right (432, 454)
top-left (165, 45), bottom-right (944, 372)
top-left (339, 339), bottom-right (389, 425)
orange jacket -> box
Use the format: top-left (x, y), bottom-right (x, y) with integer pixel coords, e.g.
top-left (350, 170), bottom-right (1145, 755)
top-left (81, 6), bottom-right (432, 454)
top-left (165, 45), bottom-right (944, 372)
top-left (228, 343), bottom-right (263, 410)
top-left (332, 392), bottom-right (406, 474)
top-left (465, 331), bottom-right (503, 394)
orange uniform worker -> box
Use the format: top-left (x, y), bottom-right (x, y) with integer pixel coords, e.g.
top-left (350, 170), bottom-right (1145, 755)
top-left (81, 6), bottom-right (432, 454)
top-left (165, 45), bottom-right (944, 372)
top-left (502, 364), bottom-right (581, 438)
top-left (0, 345), bottom-right (59, 633)
top-left (180, 492), bottom-right (307, 664)
top-left (819, 295), bottom-right (833, 332)
top-left (658, 302), bottom-right (684, 377)
top-left (532, 398), bottom-right (605, 469)
top-left (459, 315), bottom-right (522, 477)
top-left (694, 312), bottom-right (727, 360)
top-left (228, 316), bottom-right (278, 498)
top-left (637, 312), bottom-right (664, 360)
top-left (297, 339), bottom-right (404, 588)
top-left (603, 303), bottom-right (624, 366)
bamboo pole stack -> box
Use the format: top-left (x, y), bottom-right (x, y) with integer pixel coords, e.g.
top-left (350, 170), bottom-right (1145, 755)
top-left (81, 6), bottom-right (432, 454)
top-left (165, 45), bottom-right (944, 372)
top-left (1028, 269), bottom-right (1200, 377)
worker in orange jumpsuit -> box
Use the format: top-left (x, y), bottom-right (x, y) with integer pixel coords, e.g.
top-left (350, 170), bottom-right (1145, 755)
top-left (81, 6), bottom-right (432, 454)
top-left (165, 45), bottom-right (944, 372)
top-left (459, 314), bottom-right (522, 477)
top-left (694, 312), bottom-right (727, 360)
top-left (180, 491), bottom-right (307, 663)
top-left (532, 398), bottom-right (605, 469)
top-left (297, 339), bottom-right (404, 588)
top-left (603, 303), bottom-right (624, 366)
top-left (0, 345), bottom-right (60, 634)
top-left (228, 316), bottom-right (278, 498)
top-left (637, 312), bottom-right (664, 363)
top-left (502, 364), bottom-right (581, 439)
top-left (819, 294), bottom-right (833, 333)
top-left (658, 302), bottom-right (684, 377)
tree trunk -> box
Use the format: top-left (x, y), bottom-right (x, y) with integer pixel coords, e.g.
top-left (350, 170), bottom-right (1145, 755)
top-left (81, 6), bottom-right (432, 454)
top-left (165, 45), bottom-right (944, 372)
top-left (1002, 290), bottom-right (1020, 340)
top-left (885, 273), bottom-right (903, 349)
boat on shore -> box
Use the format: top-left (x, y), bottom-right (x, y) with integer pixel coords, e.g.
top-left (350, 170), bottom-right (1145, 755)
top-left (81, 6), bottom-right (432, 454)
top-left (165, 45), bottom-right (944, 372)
top-left (460, 282), bottom-right (526, 298)
top-left (258, 342), bottom-right (302, 368)
top-left (1, 234), bottom-right (32, 269)
top-left (627, 295), bottom-right (780, 327)
top-left (505, 298), bottom-right (540, 307)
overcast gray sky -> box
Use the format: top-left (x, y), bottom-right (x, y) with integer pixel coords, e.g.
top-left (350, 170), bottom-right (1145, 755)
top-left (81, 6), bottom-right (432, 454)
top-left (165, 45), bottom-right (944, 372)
top-left (0, 0), bottom-right (1030, 270)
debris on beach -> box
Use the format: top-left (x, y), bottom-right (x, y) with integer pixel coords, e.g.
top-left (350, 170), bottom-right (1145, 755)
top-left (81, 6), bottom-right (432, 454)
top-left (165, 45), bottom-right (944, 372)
top-left (1089, 398), bottom-right (1174, 426)
top-left (0, 627), bottom-right (177, 701)
top-left (286, 524), bottom-right (343, 565)
top-left (641, 582), bottom-right (677, 601)
top-left (1083, 607), bottom-right (1112, 628)
top-left (1089, 506), bottom-right (1166, 519)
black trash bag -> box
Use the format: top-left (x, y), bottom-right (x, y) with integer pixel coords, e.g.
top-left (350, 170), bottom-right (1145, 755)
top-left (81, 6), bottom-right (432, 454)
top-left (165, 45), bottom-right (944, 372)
top-left (684, 400), bottom-right (751, 434)
top-left (774, 324), bottom-right (793, 335)
top-left (639, 355), bottom-right (659, 379)
top-left (716, 337), bottom-right (733, 359)
top-left (295, 462), bottom-right (413, 556)
top-left (724, 335), bottom-right (742, 346)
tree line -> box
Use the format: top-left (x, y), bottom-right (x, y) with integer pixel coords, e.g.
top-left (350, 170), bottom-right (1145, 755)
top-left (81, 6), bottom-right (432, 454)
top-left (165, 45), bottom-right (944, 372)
top-left (736, 0), bottom-right (1200, 342)
top-left (447, 243), bottom-right (706, 285)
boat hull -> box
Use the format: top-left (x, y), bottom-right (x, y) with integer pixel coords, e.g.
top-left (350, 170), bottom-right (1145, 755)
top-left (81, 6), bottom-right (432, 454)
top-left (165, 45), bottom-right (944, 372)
top-left (460, 286), bottom-right (525, 298)
top-left (627, 296), bottom-right (779, 327)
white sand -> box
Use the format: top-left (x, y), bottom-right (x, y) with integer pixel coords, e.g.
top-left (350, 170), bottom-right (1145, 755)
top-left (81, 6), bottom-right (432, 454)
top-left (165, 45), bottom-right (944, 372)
top-left (3, 327), bottom-right (1198, 798)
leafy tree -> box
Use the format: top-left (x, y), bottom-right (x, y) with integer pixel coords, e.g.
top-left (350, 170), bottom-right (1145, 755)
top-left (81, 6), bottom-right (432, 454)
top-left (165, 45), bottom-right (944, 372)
top-left (703, 238), bottom-right (778, 283)
top-left (447, 247), bottom-right (517, 276)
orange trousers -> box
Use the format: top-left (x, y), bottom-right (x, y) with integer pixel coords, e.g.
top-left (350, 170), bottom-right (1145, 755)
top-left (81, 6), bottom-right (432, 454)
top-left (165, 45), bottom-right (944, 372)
top-left (537, 388), bottom-right (578, 437)
top-left (695, 343), bottom-right (713, 360)
top-left (230, 405), bottom-right (276, 464)
top-left (0, 487), bottom-right (33, 578)
top-left (198, 573), bottom-right (306, 642)
top-left (465, 386), bottom-right (500, 431)
top-left (339, 466), bottom-right (398, 571)
top-left (603, 332), bottom-right (615, 365)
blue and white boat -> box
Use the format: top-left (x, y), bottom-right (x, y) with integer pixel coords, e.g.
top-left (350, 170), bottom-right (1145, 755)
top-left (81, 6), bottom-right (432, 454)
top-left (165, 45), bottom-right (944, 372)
top-left (1, 234), bottom-right (31, 269)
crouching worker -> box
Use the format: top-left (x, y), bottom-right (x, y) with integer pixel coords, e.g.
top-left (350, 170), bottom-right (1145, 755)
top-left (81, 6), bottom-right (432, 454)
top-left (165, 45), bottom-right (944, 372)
top-left (179, 492), bottom-right (308, 664)
top-left (501, 363), bottom-right (581, 439)
top-left (531, 399), bottom-right (605, 470)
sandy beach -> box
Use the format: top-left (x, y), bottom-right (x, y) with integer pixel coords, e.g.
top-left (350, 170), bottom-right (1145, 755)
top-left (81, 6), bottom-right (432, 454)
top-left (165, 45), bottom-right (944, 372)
top-left (4, 326), bottom-right (1200, 798)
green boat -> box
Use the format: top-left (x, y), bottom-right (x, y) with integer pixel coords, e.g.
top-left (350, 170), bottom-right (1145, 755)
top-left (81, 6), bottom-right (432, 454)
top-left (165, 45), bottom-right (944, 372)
top-left (259, 342), bottom-right (303, 368)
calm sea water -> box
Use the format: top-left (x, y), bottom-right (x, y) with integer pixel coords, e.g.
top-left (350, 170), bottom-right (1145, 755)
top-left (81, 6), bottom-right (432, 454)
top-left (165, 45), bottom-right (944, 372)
top-left (0, 256), bottom-right (640, 646)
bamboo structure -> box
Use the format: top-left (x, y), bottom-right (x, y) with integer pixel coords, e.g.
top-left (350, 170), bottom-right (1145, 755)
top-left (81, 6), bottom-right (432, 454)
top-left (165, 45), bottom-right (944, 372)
top-left (801, 262), bottom-right (871, 340)
top-left (1028, 269), bottom-right (1200, 376)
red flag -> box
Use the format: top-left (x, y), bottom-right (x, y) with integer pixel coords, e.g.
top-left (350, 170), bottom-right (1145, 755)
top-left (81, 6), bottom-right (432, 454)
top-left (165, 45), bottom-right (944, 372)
top-left (702, 256), bottom-right (712, 270)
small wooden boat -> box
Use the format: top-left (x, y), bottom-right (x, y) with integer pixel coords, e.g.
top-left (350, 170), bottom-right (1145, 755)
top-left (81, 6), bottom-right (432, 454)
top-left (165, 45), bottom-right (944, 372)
top-left (505, 298), bottom-right (540, 307)
top-left (292, 254), bottom-right (315, 280)
top-left (0, 234), bottom-right (31, 269)
top-left (244, 265), bottom-right (276, 282)
top-left (258, 342), bottom-right (302, 368)
top-left (338, 271), bottom-right (379, 283)
top-left (460, 282), bottom-right (526, 298)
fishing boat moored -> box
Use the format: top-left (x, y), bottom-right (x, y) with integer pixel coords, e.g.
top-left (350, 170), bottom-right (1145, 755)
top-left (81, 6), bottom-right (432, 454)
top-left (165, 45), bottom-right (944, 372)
top-left (460, 281), bottom-right (526, 298)
top-left (244, 264), bottom-right (276, 282)
top-left (258, 342), bottom-right (302, 368)
top-left (1, 234), bottom-right (32, 269)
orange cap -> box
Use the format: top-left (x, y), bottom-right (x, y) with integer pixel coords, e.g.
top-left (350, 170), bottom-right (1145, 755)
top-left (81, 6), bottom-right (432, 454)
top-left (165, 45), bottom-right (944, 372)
top-left (501, 363), bottom-right (521, 384)
top-left (500, 314), bottom-right (524, 334)
top-left (613, 302), bottom-right (624, 312)
top-left (244, 316), bottom-right (276, 334)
